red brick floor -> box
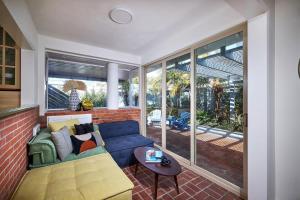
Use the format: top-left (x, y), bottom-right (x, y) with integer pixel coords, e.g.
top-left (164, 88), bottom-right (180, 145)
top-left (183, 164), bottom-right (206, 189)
top-left (123, 165), bottom-right (242, 200)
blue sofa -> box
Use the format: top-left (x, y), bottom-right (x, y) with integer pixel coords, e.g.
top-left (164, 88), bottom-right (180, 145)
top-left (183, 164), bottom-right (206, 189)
top-left (98, 120), bottom-right (154, 167)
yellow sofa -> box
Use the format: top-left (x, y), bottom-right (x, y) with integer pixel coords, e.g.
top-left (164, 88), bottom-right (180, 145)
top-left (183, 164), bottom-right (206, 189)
top-left (11, 153), bottom-right (134, 200)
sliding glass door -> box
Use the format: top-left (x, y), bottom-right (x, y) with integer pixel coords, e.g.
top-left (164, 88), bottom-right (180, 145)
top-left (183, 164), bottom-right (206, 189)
top-left (143, 24), bottom-right (247, 190)
top-left (194, 32), bottom-right (245, 187)
top-left (145, 63), bottom-right (162, 146)
top-left (166, 53), bottom-right (191, 160)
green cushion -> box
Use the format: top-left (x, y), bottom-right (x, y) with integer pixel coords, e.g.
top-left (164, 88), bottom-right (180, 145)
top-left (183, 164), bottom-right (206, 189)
top-left (28, 128), bottom-right (57, 166)
top-left (29, 128), bottom-right (107, 169)
top-left (64, 146), bottom-right (106, 161)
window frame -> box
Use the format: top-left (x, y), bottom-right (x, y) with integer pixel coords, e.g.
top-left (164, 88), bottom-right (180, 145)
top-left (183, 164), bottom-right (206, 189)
top-left (142, 23), bottom-right (247, 197)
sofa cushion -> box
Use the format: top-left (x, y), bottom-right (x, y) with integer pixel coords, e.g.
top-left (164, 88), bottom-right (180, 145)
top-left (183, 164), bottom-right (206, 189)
top-left (51, 126), bottom-right (73, 161)
top-left (98, 120), bottom-right (140, 139)
top-left (12, 153), bottom-right (134, 200)
top-left (74, 123), bottom-right (94, 135)
top-left (104, 134), bottom-right (154, 153)
top-left (70, 133), bottom-right (98, 154)
top-left (49, 119), bottom-right (80, 135)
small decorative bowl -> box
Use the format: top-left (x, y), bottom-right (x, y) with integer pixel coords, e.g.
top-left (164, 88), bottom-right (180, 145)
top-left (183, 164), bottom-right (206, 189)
top-left (160, 156), bottom-right (171, 166)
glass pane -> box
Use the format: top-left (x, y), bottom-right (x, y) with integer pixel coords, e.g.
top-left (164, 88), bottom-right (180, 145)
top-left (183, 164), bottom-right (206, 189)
top-left (146, 63), bottom-right (162, 146)
top-left (166, 53), bottom-right (191, 160)
top-left (5, 48), bottom-right (15, 66)
top-left (48, 77), bottom-right (107, 109)
top-left (0, 48), bottom-right (2, 64)
top-left (195, 32), bottom-right (244, 187)
top-left (0, 66), bottom-right (2, 84)
top-left (118, 68), bottom-right (139, 107)
top-left (0, 27), bottom-right (3, 45)
top-left (5, 32), bottom-right (15, 47)
top-left (5, 67), bottom-right (15, 85)
top-left (47, 58), bottom-right (109, 109)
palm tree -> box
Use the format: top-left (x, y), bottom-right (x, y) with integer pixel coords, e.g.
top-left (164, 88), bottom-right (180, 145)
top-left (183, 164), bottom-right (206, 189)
top-left (167, 70), bottom-right (190, 116)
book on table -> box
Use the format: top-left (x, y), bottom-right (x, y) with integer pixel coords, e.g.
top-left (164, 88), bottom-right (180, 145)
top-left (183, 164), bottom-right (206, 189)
top-left (145, 149), bottom-right (163, 163)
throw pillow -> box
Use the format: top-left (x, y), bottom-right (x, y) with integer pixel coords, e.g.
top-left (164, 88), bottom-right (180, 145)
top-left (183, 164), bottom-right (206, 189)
top-left (74, 124), bottom-right (86, 135)
top-left (70, 133), bottom-right (97, 154)
top-left (49, 119), bottom-right (80, 135)
top-left (74, 123), bottom-right (94, 135)
top-left (93, 124), bottom-right (99, 132)
top-left (92, 130), bottom-right (105, 146)
top-left (51, 126), bottom-right (73, 161)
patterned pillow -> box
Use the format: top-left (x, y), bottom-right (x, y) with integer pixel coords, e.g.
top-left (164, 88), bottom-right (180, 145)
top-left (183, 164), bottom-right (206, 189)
top-left (70, 133), bottom-right (97, 154)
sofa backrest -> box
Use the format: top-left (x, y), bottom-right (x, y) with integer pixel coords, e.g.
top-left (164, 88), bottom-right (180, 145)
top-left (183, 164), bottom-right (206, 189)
top-left (98, 120), bottom-right (140, 139)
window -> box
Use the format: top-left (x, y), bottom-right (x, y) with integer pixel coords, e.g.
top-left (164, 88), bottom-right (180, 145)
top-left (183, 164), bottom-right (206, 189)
top-left (46, 54), bottom-right (108, 109)
top-left (145, 63), bottom-right (162, 146)
top-left (0, 26), bottom-right (20, 89)
top-left (194, 32), bottom-right (245, 187)
top-left (118, 68), bottom-right (139, 107)
top-left (46, 53), bottom-right (140, 110)
top-left (143, 24), bottom-right (247, 189)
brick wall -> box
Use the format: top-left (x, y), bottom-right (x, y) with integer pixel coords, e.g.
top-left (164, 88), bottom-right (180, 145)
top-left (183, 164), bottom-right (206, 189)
top-left (0, 107), bottom-right (39, 200)
top-left (40, 108), bottom-right (141, 128)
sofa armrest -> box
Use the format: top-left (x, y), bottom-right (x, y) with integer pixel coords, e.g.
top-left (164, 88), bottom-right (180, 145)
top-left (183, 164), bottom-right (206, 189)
top-left (28, 133), bottom-right (57, 167)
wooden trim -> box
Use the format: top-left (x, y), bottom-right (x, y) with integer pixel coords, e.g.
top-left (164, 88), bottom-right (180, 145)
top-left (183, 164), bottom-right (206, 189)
top-left (161, 61), bottom-right (167, 149)
top-left (15, 47), bottom-right (20, 88)
top-left (1, 29), bottom-right (4, 86)
top-left (242, 23), bottom-right (248, 196)
top-left (0, 26), bottom-right (21, 90)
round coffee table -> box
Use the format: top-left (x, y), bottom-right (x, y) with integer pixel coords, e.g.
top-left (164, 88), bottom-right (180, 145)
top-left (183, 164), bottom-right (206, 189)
top-left (134, 147), bottom-right (182, 199)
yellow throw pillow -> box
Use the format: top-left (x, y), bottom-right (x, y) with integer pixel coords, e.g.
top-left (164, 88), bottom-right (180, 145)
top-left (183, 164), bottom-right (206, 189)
top-left (49, 119), bottom-right (80, 135)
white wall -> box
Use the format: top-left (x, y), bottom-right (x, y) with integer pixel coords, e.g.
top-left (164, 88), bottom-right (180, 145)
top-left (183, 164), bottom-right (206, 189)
top-left (248, 13), bottom-right (269, 200)
top-left (2, 0), bottom-right (38, 49)
top-left (2, 0), bottom-right (39, 106)
top-left (21, 49), bottom-right (36, 105)
top-left (37, 35), bottom-right (142, 115)
top-left (275, 0), bottom-right (300, 199)
top-left (141, 4), bottom-right (245, 64)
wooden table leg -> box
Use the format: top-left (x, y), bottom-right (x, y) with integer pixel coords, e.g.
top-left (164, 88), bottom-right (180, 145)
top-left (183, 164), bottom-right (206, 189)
top-left (134, 163), bottom-right (139, 176)
top-left (154, 173), bottom-right (158, 200)
top-left (174, 175), bottom-right (179, 194)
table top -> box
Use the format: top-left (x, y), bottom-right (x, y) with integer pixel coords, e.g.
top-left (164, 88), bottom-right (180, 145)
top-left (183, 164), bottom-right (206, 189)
top-left (134, 147), bottom-right (182, 176)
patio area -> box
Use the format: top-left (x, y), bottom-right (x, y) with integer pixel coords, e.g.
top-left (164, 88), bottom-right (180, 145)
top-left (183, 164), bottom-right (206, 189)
top-left (146, 125), bottom-right (243, 187)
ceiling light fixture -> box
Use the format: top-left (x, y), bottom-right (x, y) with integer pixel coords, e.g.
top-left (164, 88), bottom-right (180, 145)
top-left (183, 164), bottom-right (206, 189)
top-left (109, 8), bottom-right (133, 24)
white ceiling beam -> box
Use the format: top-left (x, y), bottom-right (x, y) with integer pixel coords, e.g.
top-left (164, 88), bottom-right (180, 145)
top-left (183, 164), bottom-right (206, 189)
top-left (225, 0), bottom-right (269, 19)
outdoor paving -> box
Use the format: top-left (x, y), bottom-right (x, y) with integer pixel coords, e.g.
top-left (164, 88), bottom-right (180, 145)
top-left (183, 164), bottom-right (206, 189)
top-left (123, 164), bottom-right (242, 200)
top-left (146, 126), bottom-right (243, 187)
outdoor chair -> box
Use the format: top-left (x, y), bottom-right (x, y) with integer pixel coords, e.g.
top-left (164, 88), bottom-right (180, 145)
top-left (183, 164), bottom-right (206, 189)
top-left (170, 111), bottom-right (190, 131)
top-left (147, 109), bottom-right (162, 126)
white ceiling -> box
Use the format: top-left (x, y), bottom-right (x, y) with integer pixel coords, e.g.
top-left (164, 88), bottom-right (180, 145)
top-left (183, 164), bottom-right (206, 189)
top-left (25, 0), bottom-right (244, 56)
